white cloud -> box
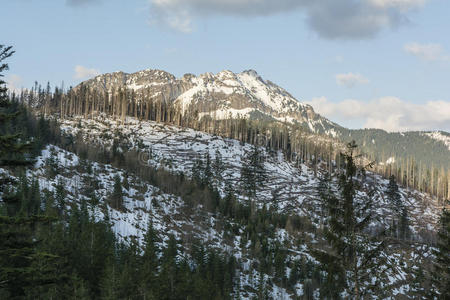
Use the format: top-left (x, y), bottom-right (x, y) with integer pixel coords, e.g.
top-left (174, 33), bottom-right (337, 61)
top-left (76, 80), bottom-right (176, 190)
top-left (305, 96), bottom-right (450, 132)
top-left (335, 72), bottom-right (369, 88)
top-left (149, 0), bottom-right (427, 39)
top-left (404, 42), bottom-right (450, 61)
top-left (6, 74), bottom-right (23, 93)
top-left (74, 65), bottom-right (100, 80)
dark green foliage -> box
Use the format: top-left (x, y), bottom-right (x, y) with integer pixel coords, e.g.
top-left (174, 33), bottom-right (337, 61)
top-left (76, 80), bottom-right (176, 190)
top-left (241, 145), bottom-right (266, 198)
top-left (0, 45), bottom-right (61, 299)
top-left (140, 220), bottom-right (160, 297)
top-left (213, 149), bottom-right (225, 185)
top-left (55, 178), bottom-right (67, 213)
top-left (386, 175), bottom-right (409, 239)
top-left (192, 153), bottom-right (217, 188)
top-left (192, 156), bottom-right (204, 184)
top-left (0, 47), bottom-right (32, 169)
top-left (109, 174), bottom-right (124, 210)
top-left (311, 141), bottom-right (389, 298)
top-left (432, 208), bottom-right (450, 298)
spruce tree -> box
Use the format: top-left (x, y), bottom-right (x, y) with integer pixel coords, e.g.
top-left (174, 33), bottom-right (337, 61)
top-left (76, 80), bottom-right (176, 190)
top-left (109, 174), bottom-right (124, 210)
top-left (140, 220), bottom-right (160, 298)
top-left (55, 178), bottom-right (66, 213)
top-left (0, 46), bottom-right (32, 168)
top-left (203, 152), bottom-right (212, 187)
top-left (241, 145), bottom-right (266, 198)
top-left (158, 234), bottom-right (180, 298)
top-left (192, 156), bottom-right (204, 184)
top-left (311, 141), bottom-right (389, 298)
top-left (432, 208), bottom-right (450, 298)
top-left (386, 175), bottom-right (409, 239)
top-left (212, 149), bottom-right (225, 185)
top-left (0, 45), bottom-right (59, 298)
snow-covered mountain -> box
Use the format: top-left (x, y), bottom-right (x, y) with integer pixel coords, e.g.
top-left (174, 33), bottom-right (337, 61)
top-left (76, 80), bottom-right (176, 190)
top-left (78, 69), bottom-right (340, 134)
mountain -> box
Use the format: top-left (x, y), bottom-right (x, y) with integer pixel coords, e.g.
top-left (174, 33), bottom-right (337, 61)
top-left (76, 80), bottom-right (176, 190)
top-left (78, 69), bottom-right (341, 135)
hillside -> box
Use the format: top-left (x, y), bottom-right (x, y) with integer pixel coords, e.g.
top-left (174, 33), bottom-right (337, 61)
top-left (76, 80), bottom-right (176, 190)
top-left (58, 116), bottom-right (441, 234)
top-left (3, 114), bottom-right (441, 298)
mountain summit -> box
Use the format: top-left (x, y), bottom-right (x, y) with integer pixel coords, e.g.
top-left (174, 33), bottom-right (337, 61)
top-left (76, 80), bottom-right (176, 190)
top-left (77, 68), bottom-right (340, 134)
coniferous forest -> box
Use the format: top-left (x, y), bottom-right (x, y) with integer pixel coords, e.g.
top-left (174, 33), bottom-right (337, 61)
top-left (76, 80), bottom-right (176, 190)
top-left (1, 42), bottom-right (449, 300)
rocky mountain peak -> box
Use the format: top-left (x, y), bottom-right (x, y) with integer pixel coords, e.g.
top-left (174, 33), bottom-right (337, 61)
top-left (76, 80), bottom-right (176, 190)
top-left (76, 68), bottom-right (339, 134)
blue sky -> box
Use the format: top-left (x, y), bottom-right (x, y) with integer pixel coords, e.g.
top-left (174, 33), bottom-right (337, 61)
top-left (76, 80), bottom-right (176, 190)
top-left (2, 0), bottom-right (450, 132)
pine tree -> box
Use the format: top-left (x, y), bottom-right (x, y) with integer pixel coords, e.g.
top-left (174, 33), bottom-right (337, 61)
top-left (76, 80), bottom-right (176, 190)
top-left (311, 141), bottom-right (389, 298)
top-left (99, 259), bottom-right (120, 300)
top-left (158, 234), bottom-right (180, 298)
top-left (386, 175), bottom-right (409, 239)
top-left (192, 156), bottom-right (204, 184)
top-left (203, 152), bottom-right (213, 187)
top-left (431, 208), bottom-right (450, 298)
top-left (212, 149), bottom-right (225, 185)
top-left (122, 172), bottom-right (130, 190)
top-left (140, 219), bottom-right (160, 298)
top-left (241, 145), bottom-right (266, 198)
top-left (0, 46), bottom-right (32, 169)
top-left (316, 171), bottom-right (335, 228)
top-left (0, 45), bottom-right (59, 298)
top-left (109, 174), bottom-right (124, 210)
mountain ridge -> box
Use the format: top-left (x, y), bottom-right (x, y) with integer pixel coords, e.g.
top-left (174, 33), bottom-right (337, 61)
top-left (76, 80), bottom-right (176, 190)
top-left (77, 68), bottom-right (341, 135)
top-left (75, 68), bottom-right (450, 170)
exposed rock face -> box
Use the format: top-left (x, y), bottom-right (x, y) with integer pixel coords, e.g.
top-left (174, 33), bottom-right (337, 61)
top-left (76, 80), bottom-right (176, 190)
top-left (76, 68), bottom-right (341, 134)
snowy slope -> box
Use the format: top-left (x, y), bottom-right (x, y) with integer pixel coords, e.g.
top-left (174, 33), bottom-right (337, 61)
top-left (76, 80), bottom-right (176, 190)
top-left (59, 116), bottom-right (441, 235)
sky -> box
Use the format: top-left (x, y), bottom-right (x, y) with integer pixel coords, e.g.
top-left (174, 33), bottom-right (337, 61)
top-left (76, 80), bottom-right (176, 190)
top-left (2, 0), bottom-right (450, 132)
